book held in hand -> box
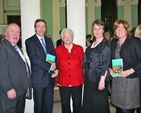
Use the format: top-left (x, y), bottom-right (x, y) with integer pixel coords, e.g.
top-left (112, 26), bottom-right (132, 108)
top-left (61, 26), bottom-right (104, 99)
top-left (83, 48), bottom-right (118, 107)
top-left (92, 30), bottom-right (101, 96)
top-left (46, 54), bottom-right (55, 63)
top-left (112, 58), bottom-right (123, 77)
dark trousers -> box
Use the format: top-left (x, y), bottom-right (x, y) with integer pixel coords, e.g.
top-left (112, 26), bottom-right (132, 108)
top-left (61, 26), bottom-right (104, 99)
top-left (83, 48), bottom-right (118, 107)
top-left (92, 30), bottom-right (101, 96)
top-left (33, 83), bottom-right (54, 113)
top-left (137, 107), bottom-right (141, 113)
top-left (116, 107), bottom-right (135, 113)
top-left (59, 85), bottom-right (83, 113)
top-left (0, 100), bottom-right (3, 113)
top-left (1, 94), bottom-right (25, 113)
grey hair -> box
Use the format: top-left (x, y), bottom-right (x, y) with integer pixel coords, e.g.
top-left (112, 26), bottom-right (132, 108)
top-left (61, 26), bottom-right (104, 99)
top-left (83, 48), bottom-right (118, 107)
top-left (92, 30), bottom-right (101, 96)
top-left (61, 28), bottom-right (74, 39)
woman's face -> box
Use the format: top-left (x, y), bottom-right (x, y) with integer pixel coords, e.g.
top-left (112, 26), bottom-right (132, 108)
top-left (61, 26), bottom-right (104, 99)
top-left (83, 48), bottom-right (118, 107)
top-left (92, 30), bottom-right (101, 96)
top-left (62, 31), bottom-right (73, 45)
top-left (92, 24), bottom-right (104, 39)
top-left (115, 24), bottom-right (127, 39)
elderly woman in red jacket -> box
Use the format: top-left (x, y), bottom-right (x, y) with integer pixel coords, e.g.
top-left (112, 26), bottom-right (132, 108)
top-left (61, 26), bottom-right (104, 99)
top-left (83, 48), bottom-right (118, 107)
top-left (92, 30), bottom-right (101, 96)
top-left (55, 28), bottom-right (84, 113)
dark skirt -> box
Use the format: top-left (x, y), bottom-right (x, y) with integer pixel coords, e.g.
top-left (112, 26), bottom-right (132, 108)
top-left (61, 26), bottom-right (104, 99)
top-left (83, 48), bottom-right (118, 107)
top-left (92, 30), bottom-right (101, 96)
top-left (82, 75), bottom-right (110, 113)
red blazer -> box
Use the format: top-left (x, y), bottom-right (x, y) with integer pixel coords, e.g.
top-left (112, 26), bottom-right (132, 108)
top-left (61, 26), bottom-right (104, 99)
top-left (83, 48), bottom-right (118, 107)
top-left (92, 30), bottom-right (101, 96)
top-left (55, 44), bottom-right (84, 87)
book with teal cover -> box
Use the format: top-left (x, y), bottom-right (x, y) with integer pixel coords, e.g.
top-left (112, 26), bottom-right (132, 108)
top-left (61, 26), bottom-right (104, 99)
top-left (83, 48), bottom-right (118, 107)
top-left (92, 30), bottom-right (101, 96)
top-left (112, 58), bottom-right (123, 77)
top-left (46, 54), bottom-right (55, 63)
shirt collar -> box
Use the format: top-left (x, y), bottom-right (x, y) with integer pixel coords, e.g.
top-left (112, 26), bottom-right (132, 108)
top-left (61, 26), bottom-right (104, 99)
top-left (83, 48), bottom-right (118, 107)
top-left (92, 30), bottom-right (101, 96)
top-left (36, 34), bottom-right (44, 40)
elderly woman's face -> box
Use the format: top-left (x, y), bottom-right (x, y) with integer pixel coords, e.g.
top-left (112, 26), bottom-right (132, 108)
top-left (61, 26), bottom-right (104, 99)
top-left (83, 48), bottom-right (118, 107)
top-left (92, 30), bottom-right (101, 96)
top-left (62, 31), bottom-right (73, 45)
top-left (115, 24), bottom-right (127, 39)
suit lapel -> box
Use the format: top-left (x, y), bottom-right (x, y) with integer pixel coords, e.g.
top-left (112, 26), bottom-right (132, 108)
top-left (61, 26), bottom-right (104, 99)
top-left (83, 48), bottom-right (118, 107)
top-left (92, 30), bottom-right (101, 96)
top-left (44, 36), bottom-right (48, 54)
top-left (33, 34), bottom-right (46, 54)
top-left (4, 39), bottom-right (25, 62)
top-left (4, 39), bottom-right (17, 54)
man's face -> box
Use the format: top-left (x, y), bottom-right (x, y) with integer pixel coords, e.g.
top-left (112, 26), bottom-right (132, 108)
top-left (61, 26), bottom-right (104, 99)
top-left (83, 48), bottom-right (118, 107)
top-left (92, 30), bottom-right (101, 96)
top-left (5, 24), bottom-right (20, 44)
top-left (34, 21), bottom-right (46, 37)
top-left (104, 34), bottom-right (110, 41)
top-left (86, 37), bottom-right (91, 42)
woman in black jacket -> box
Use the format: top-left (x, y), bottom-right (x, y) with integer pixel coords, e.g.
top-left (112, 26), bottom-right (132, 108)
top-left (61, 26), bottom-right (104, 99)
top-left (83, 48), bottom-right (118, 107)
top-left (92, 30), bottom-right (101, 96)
top-left (82, 19), bottom-right (111, 113)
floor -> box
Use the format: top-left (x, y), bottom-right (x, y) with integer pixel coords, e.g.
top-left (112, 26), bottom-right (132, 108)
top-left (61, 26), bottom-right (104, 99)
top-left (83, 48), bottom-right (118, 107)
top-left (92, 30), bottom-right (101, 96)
top-left (25, 87), bottom-right (117, 113)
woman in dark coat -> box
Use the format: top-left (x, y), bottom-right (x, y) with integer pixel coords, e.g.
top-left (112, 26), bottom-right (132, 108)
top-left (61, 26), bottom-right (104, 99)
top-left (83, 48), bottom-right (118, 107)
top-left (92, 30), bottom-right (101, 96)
top-left (109, 20), bottom-right (141, 113)
top-left (82, 19), bottom-right (111, 113)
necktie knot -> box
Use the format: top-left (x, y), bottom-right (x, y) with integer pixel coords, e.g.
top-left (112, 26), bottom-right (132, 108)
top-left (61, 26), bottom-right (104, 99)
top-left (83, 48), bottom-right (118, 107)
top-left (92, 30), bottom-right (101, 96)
top-left (14, 44), bottom-right (18, 52)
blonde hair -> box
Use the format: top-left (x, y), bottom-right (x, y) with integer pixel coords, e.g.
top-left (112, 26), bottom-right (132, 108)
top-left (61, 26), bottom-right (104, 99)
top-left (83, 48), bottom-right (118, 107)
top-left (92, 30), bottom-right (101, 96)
top-left (135, 24), bottom-right (141, 39)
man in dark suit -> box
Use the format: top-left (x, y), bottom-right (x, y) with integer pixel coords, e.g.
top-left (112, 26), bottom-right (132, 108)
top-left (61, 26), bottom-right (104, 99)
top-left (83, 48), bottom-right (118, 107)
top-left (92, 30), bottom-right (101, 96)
top-left (86, 34), bottom-right (93, 47)
top-left (25, 19), bottom-right (58, 113)
top-left (0, 23), bottom-right (30, 113)
top-left (56, 29), bottom-right (63, 47)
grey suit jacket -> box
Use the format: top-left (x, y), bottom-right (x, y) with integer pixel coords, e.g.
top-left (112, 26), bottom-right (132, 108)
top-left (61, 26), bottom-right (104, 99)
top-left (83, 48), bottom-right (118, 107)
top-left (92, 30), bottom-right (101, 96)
top-left (0, 39), bottom-right (29, 100)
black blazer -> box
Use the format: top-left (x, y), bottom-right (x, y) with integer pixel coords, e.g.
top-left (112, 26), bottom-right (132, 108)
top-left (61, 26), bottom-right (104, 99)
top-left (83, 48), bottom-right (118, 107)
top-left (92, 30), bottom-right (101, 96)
top-left (56, 39), bottom-right (63, 47)
top-left (110, 37), bottom-right (141, 78)
top-left (86, 40), bottom-right (93, 46)
top-left (0, 39), bottom-right (29, 99)
top-left (25, 34), bottom-right (57, 87)
top-left (83, 38), bottom-right (111, 82)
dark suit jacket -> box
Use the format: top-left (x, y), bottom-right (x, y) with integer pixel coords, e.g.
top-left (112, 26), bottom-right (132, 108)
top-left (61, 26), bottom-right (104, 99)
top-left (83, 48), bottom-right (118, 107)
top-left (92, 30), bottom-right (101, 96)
top-left (110, 37), bottom-right (141, 78)
top-left (0, 39), bottom-right (29, 100)
top-left (56, 39), bottom-right (63, 47)
top-left (86, 40), bottom-right (93, 46)
top-left (25, 34), bottom-right (56, 87)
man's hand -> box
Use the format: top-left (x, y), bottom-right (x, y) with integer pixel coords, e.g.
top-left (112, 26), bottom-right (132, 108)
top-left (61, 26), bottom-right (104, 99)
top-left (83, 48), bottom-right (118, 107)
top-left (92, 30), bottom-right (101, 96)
top-left (51, 70), bottom-right (59, 78)
top-left (51, 63), bottom-right (56, 71)
top-left (7, 89), bottom-right (16, 99)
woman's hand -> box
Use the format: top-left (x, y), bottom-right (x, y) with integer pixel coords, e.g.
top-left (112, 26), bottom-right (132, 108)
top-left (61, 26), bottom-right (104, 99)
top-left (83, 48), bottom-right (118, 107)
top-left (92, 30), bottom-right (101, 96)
top-left (109, 68), bottom-right (116, 77)
top-left (98, 70), bottom-right (107, 90)
top-left (120, 68), bottom-right (134, 77)
top-left (98, 78), bottom-right (105, 90)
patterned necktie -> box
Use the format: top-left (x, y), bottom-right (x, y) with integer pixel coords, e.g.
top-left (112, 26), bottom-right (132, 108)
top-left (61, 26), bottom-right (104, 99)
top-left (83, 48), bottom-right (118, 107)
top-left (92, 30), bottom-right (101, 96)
top-left (40, 38), bottom-right (47, 54)
top-left (14, 44), bottom-right (19, 52)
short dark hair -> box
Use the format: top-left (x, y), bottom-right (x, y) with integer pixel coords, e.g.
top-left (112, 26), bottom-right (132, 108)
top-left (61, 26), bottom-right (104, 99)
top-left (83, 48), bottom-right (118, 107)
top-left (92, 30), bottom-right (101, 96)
top-left (86, 34), bottom-right (92, 39)
top-left (92, 19), bottom-right (105, 30)
top-left (59, 29), bottom-right (62, 35)
top-left (34, 19), bottom-right (47, 28)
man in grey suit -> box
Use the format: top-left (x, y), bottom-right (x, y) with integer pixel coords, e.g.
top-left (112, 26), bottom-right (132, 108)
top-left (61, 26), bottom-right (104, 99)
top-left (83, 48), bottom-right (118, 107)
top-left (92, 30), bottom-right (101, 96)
top-left (0, 23), bottom-right (30, 113)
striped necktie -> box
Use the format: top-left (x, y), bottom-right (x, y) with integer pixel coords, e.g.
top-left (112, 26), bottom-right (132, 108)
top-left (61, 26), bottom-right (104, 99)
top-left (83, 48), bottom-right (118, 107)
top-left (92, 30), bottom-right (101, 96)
top-left (40, 38), bottom-right (47, 54)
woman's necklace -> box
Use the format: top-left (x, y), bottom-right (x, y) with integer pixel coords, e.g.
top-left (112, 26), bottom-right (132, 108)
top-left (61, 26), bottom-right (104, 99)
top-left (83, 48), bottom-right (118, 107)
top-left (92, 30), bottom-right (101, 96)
top-left (91, 41), bottom-right (101, 48)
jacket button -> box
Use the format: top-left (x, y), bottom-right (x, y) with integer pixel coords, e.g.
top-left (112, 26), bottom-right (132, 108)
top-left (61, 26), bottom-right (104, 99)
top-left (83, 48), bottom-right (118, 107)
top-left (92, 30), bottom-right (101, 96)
top-left (69, 75), bottom-right (71, 77)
